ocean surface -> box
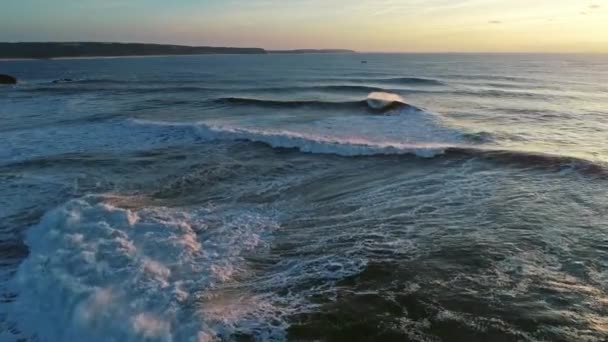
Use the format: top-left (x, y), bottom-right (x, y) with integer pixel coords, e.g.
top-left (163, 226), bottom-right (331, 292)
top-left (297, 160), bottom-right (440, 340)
top-left (0, 53), bottom-right (607, 341)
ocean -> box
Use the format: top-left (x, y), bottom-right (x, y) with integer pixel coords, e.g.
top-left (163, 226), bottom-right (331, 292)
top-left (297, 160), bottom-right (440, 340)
top-left (0, 53), bottom-right (607, 341)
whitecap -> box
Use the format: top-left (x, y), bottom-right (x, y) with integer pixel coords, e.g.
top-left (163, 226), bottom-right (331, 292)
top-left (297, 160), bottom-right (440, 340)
top-left (4, 196), bottom-right (283, 341)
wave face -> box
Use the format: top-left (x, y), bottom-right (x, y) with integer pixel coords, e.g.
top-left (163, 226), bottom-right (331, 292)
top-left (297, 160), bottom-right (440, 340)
top-left (40, 76), bottom-right (444, 86)
top-left (330, 76), bottom-right (444, 86)
top-left (212, 92), bottom-right (419, 113)
top-left (366, 91), bottom-right (408, 111)
top-left (213, 97), bottom-right (369, 111)
top-left (6, 197), bottom-right (284, 341)
top-left (133, 119), bottom-right (608, 175)
top-left (373, 77), bottom-right (444, 85)
top-left (133, 100), bottom-right (462, 158)
top-left (3, 105), bottom-right (606, 176)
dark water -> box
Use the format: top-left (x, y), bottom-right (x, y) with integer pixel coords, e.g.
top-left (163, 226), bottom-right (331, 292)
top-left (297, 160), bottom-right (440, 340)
top-left (0, 54), bottom-right (607, 341)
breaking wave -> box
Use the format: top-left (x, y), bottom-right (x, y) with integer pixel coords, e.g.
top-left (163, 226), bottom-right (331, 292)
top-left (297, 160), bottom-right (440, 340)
top-left (131, 119), bottom-right (608, 175)
top-left (213, 92), bottom-right (419, 113)
top-left (4, 196), bottom-right (285, 341)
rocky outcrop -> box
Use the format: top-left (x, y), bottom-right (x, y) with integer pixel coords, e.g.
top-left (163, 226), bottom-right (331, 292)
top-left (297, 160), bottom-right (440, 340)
top-left (0, 74), bottom-right (17, 84)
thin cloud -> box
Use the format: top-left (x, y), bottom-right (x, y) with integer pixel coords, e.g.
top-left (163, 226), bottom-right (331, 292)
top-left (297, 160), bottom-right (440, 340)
top-left (589, 4), bottom-right (600, 9)
top-left (488, 20), bottom-right (502, 24)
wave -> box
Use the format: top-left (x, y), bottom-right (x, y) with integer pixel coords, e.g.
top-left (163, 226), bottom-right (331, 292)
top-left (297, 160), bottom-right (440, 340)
top-left (3, 114), bottom-right (605, 176)
top-left (132, 119), bottom-right (608, 175)
top-left (191, 123), bottom-right (453, 158)
top-left (25, 84), bottom-right (560, 101)
top-left (0, 97), bottom-right (455, 167)
top-left (365, 92), bottom-right (409, 111)
top-left (5, 196), bottom-right (285, 341)
top-left (254, 85), bottom-right (390, 93)
top-left (22, 85), bottom-right (429, 97)
top-left (316, 85), bottom-right (388, 92)
top-left (213, 97), bottom-right (366, 110)
top-left (447, 147), bottom-right (608, 176)
top-left (17, 78), bottom-right (441, 96)
top-left (47, 78), bottom-right (215, 85)
top-left (51, 78), bottom-right (131, 84)
top-left (455, 89), bottom-right (545, 99)
top-left (212, 93), bottom-right (418, 113)
top-left (21, 85), bottom-right (220, 95)
top-left (443, 74), bottom-right (538, 83)
top-left (328, 76), bottom-right (444, 86)
top-left (376, 77), bottom-right (445, 86)
top-left (135, 104), bottom-right (464, 158)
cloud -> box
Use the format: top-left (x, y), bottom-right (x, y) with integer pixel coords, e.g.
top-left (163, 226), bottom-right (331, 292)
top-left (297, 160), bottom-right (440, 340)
top-left (488, 20), bottom-right (502, 24)
top-left (580, 11), bottom-right (587, 15)
top-left (589, 4), bottom-right (600, 10)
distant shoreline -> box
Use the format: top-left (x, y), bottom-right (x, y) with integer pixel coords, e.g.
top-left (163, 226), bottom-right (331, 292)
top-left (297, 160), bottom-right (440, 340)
top-left (0, 42), bottom-right (356, 60)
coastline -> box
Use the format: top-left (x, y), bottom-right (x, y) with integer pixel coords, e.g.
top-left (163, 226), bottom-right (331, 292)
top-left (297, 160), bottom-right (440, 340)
top-left (0, 42), bottom-right (356, 61)
top-left (0, 52), bottom-right (358, 62)
top-left (0, 54), bottom-right (251, 62)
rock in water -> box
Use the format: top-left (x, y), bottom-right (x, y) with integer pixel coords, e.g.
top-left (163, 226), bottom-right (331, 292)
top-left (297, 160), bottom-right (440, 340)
top-left (0, 74), bottom-right (17, 84)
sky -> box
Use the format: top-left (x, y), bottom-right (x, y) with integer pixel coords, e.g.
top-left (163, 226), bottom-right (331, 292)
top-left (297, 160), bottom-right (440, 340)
top-left (1, 0), bottom-right (607, 53)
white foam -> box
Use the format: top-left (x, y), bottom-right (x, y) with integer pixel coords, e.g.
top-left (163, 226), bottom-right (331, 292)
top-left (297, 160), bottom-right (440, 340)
top-left (138, 107), bottom-right (464, 158)
top-left (366, 91), bottom-right (405, 110)
top-left (0, 105), bottom-right (465, 164)
top-left (5, 196), bottom-right (282, 341)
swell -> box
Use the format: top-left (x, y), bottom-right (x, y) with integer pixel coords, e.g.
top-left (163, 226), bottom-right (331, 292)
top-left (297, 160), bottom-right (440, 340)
top-left (18, 84), bottom-right (410, 96)
top-left (48, 78), bottom-right (217, 85)
top-left (340, 77), bottom-right (444, 86)
top-left (16, 76), bottom-right (443, 94)
top-left (443, 89), bottom-right (581, 101)
top-left (65, 76), bottom-right (445, 86)
top-left (254, 85), bottom-right (390, 93)
top-left (50, 78), bottom-right (132, 84)
top-left (373, 77), bottom-right (444, 86)
top-left (214, 97), bottom-right (368, 110)
top-left (19, 85), bottom-right (564, 101)
top-left (446, 147), bottom-right (608, 177)
top-left (211, 97), bottom-right (418, 112)
top-left (187, 121), bottom-right (608, 176)
top-left (0, 114), bottom-right (125, 134)
top-left (19, 85), bottom-right (220, 95)
top-left (4, 116), bottom-right (607, 178)
top-left (443, 74), bottom-right (538, 82)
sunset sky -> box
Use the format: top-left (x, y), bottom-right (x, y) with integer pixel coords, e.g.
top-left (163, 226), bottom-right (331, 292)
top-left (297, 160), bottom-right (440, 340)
top-left (1, 0), bottom-right (607, 52)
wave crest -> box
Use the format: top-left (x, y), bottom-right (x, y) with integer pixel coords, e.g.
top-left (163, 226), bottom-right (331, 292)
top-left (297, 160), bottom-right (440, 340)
top-left (214, 92), bottom-right (420, 113)
top-left (136, 104), bottom-right (462, 158)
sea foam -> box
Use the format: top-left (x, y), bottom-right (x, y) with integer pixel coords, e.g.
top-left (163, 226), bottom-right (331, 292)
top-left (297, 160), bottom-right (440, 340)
top-left (4, 196), bottom-right (282, 341)
top-left (0, 100), bottom-right (465, 165)
top-left (137, 103), bottom-right (465, 158)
